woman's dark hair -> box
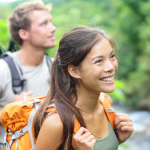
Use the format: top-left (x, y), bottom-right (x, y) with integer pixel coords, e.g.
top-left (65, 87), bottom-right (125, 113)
top-left (34, 25), bottom-right (118, 150)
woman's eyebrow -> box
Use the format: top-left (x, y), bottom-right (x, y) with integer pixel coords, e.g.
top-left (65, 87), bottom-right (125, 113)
top-left (91, 49), bottom-right (114, 61)
top-left (91, 55), bottom-right (103, 61)
top-left (110, 49), bottom-right (114, 54)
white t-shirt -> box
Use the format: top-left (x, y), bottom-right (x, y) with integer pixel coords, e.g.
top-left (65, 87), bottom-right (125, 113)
top-left (0, 51), bottom-right (51, 143)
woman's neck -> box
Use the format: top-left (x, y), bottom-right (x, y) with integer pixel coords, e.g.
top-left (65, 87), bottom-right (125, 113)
top-left (75, 87), bottom-right (101, 114)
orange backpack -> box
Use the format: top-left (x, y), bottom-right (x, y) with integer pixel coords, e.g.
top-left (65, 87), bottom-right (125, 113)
top-left (1, 95), bottom-right (116, 150)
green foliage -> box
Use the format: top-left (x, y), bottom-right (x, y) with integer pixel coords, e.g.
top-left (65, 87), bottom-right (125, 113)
top-left (0, 19), bottom-right (10, 50)
top-left (120, 143), bottom-right (141, 150)
top-left (0, 3), bottom-right (13, 20)
top-left (108, 80), bottom-right (126, 101)
top-left (120, 143), bottom-right (130, 149)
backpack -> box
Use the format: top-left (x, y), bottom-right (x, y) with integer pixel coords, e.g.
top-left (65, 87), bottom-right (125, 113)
top-left (1, 95), bottom-right (116, 150)
top-left (0, 40), bottom-right (52, 94)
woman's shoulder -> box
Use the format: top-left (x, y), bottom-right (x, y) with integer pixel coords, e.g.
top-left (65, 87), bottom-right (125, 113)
top-left (35, 113), bottom-right (63, 150)
top-left (42, 112), bottom-right (63, 131)
top-left (101, 93), bottom-right (113, 106)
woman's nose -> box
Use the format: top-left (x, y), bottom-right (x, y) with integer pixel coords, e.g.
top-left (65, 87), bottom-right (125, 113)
top-left (104, 60), bottom-right (115, 72)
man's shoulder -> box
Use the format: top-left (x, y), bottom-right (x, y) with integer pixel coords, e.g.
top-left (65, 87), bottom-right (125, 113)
top-left (0, 59), bottom-right (10, 71)
top-left (0, 59), bottom-right (12, 92)
top-left (0, 51), bottom-right (19, 72)
top-left (0, 59), bottom-right (12, 81)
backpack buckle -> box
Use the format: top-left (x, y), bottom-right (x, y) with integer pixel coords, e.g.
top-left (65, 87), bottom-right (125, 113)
top-left (32, 99), bottom-right (41, 110)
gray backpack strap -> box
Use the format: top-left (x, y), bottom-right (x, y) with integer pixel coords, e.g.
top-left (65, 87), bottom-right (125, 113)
top-left (28, 108), bottom-right (37, 150)
top-left (47, 103), bottom-right (55, 108)
top-left (4, 131), bottom-right (9, 150)
top-left (2, 52), bottom-right (26, 94)
top-left (45, 54), bottom-right (53, 83)
top-left (4, 126), bottom-right (28, 150)
top-left (45, 54), bottom-right (52, 75)
top-left (45, 54), bottom-right (52, 71)
top-left (28, 99), bottom-right (41, 150)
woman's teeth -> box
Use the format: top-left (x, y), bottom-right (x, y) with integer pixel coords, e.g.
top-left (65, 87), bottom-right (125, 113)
top-left (101, 77), bottom-right (113, 82)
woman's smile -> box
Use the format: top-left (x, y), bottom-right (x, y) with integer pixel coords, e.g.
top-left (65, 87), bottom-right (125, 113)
top-left (99, 75), bottom-right (115, 84)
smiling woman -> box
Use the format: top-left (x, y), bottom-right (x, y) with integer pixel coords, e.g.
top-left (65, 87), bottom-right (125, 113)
top-left (76, 38), bottom-right (118, 94)
top-left (34, 25), bottom-right (134, 150)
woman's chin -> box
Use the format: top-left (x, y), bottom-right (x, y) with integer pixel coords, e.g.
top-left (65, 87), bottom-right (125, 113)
top-left (102, 87), bottom-right (115, 93)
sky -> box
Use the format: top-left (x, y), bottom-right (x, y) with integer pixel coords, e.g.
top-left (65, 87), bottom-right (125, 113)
top-left (0, 0), bottom-right (16, 1)
top-left (0, 0), bottom-right (16, 3)
top-left (0, 0), bottom-right (16, 5)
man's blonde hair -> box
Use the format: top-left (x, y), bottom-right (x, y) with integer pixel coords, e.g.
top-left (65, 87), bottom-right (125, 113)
top-left (9, 1), bottom-right (52, 45)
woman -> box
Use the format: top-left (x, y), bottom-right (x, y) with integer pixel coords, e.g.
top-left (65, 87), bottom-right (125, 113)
top-left (34, 26), bottom-right (134, 150)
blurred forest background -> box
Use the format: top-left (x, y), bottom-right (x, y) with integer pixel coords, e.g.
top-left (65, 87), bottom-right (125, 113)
top-left (0, 0), bottom-right (150, 111)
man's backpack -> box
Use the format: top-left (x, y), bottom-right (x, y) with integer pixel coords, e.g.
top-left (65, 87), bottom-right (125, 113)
top-left (1, 96), bottom-right (46, 150)
top-left (1, 95), bottom-right (116, 150)
top-left (0, 40), bottom-right (52, 94)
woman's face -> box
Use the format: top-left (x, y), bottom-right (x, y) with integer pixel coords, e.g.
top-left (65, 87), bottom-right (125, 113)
top-left (77, 37), bottom-right (118, 94)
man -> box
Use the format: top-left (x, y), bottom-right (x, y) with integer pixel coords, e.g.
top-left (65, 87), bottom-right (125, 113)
top-left (0, 1), bottom-right (56, 149)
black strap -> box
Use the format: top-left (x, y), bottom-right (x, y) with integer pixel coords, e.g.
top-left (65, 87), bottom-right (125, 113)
top-left (0, 45), bottom-right (6, 55)
top-left (2, 54), bottom-right (26, 94)
top-left (7, 39), bottom-right (17, 52)
top-left (1, 53), bottom-right (52, 94)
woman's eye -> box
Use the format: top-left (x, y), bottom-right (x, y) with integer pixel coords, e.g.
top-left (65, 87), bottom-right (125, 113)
top-left (111, 54), bottom-right (116, 58)
top-left (95, 60), bottom-right (102, 64)
top-left (42, 22), bottom-right (47, 26)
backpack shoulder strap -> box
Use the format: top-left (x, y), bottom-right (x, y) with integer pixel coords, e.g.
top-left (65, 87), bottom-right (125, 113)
top-left (0, 45), bottom-right (7, 55)
top-left (1, 53), bottom-right (26, 94)
top-left (99, 95), bottom-right (116, 130)
top-left (74, 117), bottom-right (81, 133)
top-left (44, 95), bottom-right (116, 134)
top-left (7, 39), bottom-right (17, 52)
top-left (74, 95), bottom-right (116, 133)
top-left (45, 54), bottom-right (52, 74)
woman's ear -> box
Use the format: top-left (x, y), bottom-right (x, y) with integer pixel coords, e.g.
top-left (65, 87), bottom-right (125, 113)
top-left (68, 65), bottom-right (81, 79)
